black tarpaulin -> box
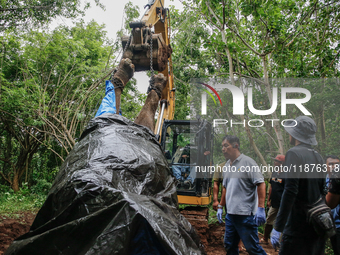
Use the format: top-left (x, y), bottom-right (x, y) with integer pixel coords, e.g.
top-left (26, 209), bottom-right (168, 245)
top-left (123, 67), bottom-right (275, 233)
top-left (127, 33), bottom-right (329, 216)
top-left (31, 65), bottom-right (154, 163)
top-left (5, 114), bottom-right (202, 255)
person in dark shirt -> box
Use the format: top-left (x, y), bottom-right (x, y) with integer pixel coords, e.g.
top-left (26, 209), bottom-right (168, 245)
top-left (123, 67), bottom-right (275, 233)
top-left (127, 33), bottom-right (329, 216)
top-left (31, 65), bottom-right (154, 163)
top-left (260, 154), bottom-right (285, 245)
top-left (325, 155), bottom-right (340, 255)
top-left (327, 168), bottom-right (340, 208)
top-left (271, 116), bottom-right (326, 255)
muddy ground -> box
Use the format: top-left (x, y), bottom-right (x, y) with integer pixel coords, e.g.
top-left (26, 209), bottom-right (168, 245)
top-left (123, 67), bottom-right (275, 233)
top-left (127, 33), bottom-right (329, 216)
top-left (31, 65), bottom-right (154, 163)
top-left (196, 223), bottom-right (278, 255)
top-left (180, 207), bottom-right (278, 255)
top-left (0, 212), bottom-right (36, 255)
top-left (0, 211), bottom-right (278, 255)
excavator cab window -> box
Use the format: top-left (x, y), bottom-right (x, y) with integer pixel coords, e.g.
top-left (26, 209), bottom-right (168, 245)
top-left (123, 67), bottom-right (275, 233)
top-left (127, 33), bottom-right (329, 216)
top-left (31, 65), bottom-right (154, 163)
top-left (161, 121), bottom-right (212, 194)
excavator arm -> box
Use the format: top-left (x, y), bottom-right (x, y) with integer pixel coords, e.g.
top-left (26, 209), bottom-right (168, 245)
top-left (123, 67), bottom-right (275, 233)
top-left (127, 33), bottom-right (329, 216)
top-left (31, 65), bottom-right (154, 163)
top-left (121, 1), bottom-right (212, 209)
top-left (121, 0), bottom-right (175, 138)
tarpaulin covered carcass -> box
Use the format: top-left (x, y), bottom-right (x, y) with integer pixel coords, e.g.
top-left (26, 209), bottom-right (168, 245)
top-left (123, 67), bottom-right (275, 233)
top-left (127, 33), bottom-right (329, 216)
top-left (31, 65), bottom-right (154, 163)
top-left (5, 114), bottom-right (202, 255)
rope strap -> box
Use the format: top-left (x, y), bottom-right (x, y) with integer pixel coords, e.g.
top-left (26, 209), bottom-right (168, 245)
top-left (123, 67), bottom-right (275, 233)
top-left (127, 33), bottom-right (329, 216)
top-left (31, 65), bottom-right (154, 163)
top-left (147, 78), bottom-right (162, 99)
top-left (111, 77), bottom-right (125, 92)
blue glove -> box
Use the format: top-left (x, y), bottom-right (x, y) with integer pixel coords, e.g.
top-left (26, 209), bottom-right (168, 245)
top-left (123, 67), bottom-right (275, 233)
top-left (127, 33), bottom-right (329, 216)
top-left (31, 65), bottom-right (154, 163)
top-left (270, 229), bottom-right (281, 250)
top-left (217, 208), bottom-right (223, 223)
top-left (254, 207), bottom-right (266, 226)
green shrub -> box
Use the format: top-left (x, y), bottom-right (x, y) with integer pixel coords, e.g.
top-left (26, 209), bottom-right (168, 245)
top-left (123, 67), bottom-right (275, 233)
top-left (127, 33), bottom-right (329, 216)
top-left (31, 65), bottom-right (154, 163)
top-left (0, 184), bottom-right (11, 193)
top-left (21, 182), bottom-right (31, 196)
top-left (0, 181), bottom-right (49, 215)
top-left (31, 179), bottom-right (52, 195)
top-left (0, 191), bottom-right (45, 215)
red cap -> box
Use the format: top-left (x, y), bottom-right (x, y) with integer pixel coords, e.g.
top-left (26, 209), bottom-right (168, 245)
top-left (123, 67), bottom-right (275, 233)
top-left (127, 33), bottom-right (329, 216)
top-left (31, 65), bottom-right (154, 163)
top-left (273, 155), bottom-right (285, 163)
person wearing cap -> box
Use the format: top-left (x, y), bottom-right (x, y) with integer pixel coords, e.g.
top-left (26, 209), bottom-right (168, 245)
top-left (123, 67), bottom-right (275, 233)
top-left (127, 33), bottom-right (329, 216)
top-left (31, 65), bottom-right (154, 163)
top-left (271, 116), bottom-right (326, 254)
top-left (259, 155), bottom-right (285, 245)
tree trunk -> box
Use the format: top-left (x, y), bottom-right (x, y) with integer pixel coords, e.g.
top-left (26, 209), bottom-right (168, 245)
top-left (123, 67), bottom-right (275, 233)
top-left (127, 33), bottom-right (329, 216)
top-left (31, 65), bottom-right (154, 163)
top-left (263, 116), bottom-right (276, 155)
top-left (12, 172), bottom-right (20, 192)
top-left (3, 134), bottom-right (12, 176)
top-left (10, 134), bottom-right (41, 191)
top-left (320, 105), bottom-right (326, 150)
top-left (241, 115), bottom-right (269, 176)
top-left (221, 31), bottom-right (235, 86)
top-left (263, 55), bottom-right (285, 154)
top-left (221, 29), bottom-right (268, 167)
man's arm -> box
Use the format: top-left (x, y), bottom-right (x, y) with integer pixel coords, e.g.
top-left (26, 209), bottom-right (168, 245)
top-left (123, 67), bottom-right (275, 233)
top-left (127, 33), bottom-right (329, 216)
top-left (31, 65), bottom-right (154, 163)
top-left (213, 163), bottom-right (225, 210)
top-left (326, 193), bottom-right (340, 209)
top-left (257, 182), bottom-right (266, 208)
top-left (213, 180), bottom-right (221, 211)
top-left (219, 187), bottom-right (226, 207)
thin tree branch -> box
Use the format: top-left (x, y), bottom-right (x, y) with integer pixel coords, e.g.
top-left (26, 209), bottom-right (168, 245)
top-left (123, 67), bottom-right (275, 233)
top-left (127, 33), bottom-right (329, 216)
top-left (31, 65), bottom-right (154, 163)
top-left (0, 169), bottom-right (12, 185)
top-left (0, 5), bottom-right (54, 12)
top-left (328, 49), bottom-right (340, 68)
top-left (225, 24), bottom-right (264, 56)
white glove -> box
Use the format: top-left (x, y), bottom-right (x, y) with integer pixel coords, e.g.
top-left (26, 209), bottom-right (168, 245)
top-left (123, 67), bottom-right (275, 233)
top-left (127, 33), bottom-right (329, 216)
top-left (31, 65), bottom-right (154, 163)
top-left (217, 208), bottom-right (223, 223)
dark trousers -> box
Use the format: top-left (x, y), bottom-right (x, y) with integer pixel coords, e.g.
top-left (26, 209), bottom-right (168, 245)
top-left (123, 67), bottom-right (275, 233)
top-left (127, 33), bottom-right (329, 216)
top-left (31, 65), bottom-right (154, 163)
top-left (279, 233), bottom-right (326, 255)
top-left (331, 228), bottom-right (340, 255)
top-left (224, 214), bottom-right (266, 255)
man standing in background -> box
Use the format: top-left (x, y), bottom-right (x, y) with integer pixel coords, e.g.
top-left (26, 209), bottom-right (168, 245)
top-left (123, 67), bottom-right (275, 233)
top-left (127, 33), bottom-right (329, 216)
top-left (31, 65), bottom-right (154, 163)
top-left (260, 155), bottom-right (285, 245)
top-left (325, 155), bottom-right (340, 255)
top-left (213, 161), bottom-right (226, 211)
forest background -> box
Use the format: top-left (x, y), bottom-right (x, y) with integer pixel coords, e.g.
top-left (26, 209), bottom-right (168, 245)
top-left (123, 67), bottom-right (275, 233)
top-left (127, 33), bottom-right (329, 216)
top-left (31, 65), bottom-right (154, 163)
top-left (0, 0), bottom-right (339, 210)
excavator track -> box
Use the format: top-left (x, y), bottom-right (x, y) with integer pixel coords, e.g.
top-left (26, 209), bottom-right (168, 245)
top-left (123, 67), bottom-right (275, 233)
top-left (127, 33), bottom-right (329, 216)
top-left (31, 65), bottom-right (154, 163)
top-left (180, 206), bottom-right (209, 247)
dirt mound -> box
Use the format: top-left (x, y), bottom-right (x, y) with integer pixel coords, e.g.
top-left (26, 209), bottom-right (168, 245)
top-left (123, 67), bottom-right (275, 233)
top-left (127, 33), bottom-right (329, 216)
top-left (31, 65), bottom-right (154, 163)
top-left (205, 223), bottom-right (226, 255)
top-left (180, 207), bottom-right (210, 247)
top-left (0, 212), bottom-right (36, 255)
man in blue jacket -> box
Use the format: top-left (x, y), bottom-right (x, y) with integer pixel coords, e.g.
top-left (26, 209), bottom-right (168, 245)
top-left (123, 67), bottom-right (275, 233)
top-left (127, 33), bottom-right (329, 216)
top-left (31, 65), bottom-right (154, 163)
top-left (325, 155), bottom-right (340, 255)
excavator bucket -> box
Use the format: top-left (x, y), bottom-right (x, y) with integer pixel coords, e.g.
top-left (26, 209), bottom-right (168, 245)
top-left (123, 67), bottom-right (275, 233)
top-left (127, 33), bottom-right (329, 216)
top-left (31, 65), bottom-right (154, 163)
top-left (121, 21), bottom-right (171, 72)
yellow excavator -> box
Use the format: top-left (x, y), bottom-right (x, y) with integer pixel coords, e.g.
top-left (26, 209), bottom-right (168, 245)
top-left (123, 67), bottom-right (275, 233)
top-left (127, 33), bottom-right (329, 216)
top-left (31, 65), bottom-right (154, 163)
top-left (121, 0), bottom-right (212, 207)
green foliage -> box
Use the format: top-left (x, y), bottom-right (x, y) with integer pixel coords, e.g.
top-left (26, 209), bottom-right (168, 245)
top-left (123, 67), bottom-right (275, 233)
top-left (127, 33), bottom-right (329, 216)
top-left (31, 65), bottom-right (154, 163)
top-left (0, 184), bottom-right (11, 193)
top-left (170, 5), bottom-right (215, 120)
top-left (326, 239), bottom-right (335, 255)
top-left (207, 201), bottom-right (221, 225)
top-left (0, 180), bottom-right (51, 214)
top-left (0, 188), bottom-right (46, 215)
top-left (0, 20), bottom-right (115, 191)
top-left (0, 0), bottom-right (104, 32)
top-left (178, 204), bottom-right (189, 210)
top-left (0, 0), bottom-right (148, 193)
top-left (172, 0), bottom-right (340, 170)
top-left (0, 1), bottom-right (147, 192)
top-left (120, 78), bottom-right (146, 121)
top-left (123, 2), bottom-right (140, 31)
top-left (30, 179), bottom-right (52, 195)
